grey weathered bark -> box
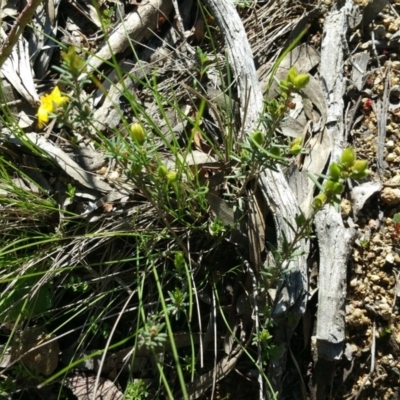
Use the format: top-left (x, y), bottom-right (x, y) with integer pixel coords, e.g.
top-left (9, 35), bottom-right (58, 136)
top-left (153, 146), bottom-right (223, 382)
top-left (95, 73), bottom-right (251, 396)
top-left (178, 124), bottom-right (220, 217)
top-left (316, 0), bottom-right (357, 361)
top-left (202, 0), bottom-right (308, 396)
top-left (201, 0), bottom-right (264, 134)
top-left (84, 0), bottom-right (173, 74)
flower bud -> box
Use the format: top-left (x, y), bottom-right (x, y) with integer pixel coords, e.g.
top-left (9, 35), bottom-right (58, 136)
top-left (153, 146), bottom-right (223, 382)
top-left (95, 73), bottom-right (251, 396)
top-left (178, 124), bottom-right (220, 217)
top-left (250, 131), bottom-right (264, 147)
top-left (240, 149), bottom-right (250, 161)
top-left (341, 147), bottom-right (356, 168)
top-left (157, 165), bottom-right (168, 178)
top-left (287, 66), bottom-right (298, 84)
top-left (130, 123), bottom-right (146, 145)
top-left (352, 160), bottom-right (368, 174)
top-left (289, 144), bottom-right (302, 155)
top-left (174, 252), bottom-right (185, 272)
top-left (167, 171), bottom-right (178, 184)
top-left (350, 169), bottom-right (369, 180)
top-left (62, 46), bottom-right (85, 77)
top-left (324, 180), bottom-right (335, 193)
top-left (329, 162), bottom-right (342, 181)
top-left (331, 182), bottom-right (344, 195)
top-left (341, 171), bottom-right (349, 179)
top-left (293, 73), bottom-right (310, 89)
top-left (269, 146), bottom-right (282, 157)
top-left (312, 193), bottom-right (327, 209)
top-left (324, 180), bottom-right (344, 196)
top-left (291, 137), bottom-right (303, 146)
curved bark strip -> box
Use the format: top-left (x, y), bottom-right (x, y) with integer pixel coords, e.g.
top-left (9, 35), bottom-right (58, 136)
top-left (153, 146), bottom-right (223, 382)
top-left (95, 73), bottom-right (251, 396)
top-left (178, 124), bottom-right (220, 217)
top-left (316, 0), bottom-right (356, 361)
top-left (202, 0), bottom-right (308, 395)
top-left (84, 0), bottom-right (173, 74)
top-left (201, 0), bottom-right (264, 133)
top-left (259, 167), bottom-right (308, 394)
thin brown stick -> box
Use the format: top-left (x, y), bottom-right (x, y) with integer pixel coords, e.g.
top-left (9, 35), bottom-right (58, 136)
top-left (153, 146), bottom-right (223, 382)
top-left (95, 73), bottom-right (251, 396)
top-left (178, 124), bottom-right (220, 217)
top-left (0, 0), bottom-right (43, 68)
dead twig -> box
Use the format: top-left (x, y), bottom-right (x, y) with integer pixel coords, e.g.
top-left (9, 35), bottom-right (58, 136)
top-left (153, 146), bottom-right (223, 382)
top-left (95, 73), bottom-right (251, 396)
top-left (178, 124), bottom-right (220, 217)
top-left (0, 0), bottom-right (43, 68)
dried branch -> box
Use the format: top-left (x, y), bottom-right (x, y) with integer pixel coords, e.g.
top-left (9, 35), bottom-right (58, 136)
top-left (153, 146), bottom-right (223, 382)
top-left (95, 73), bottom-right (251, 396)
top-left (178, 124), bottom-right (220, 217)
top-left (0, 0), bottom-right (43, 68)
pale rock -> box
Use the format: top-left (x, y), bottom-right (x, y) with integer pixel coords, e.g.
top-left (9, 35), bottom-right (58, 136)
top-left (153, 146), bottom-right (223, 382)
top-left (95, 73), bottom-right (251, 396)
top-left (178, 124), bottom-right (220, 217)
top-left (386, 252), bottom-right (395, 264)
top-left (386, 174), bottom-right (400, 185)
top-left (386, 140), bottom-right (395, 149)
top-left (386, 153), bottom-right (396, 162)
top-left (341, 198), bottom-right (352, 217)
top-left (381, 187), bottom-right (400, 206)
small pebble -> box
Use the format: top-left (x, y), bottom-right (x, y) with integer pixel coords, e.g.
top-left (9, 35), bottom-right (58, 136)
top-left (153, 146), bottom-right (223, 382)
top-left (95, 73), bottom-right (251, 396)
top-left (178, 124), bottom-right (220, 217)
top-left (381, 187), bottom-right (400, 206)
top-left (386, 253), bottom-right (395, 264)
top-left (386, 153), bottom-right (396, 162)
top-left (386, 140), bottom-right (395, 149)
top-left (109, 170), bottom-right (120, 180)
top-left (341, 199), bottom-right (352, 217)
top-left (370, 274), bottom-right (380, 282)
top-left (350, 277), bottom-right (358, 287)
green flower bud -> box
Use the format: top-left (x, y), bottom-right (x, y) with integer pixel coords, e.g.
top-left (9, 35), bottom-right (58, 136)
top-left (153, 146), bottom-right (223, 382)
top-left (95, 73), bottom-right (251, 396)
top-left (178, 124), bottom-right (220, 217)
top-left (350, 169), bottom-right (370, 180)
top-left (250, 131), bottom-right (264, 147)
top-left (167, 171), bottom-right (178, 184)
top-left (324, 180), bottom-right (335, 193)
top-left (291, 137), bottom-right (303, 146)
top-left (331, 182), bottom-right (344, 195)
top-left (324, 180), bottom-right (344, 195)
top-left (61, 46), bottom-right (85, 77)
top-left (293, 73), bottom-right (310, 89)
top-left (174, 251), bottom-right (185, 272)
top-left (341, 147), bottom-right (356, 168)
top-left (157, 165), bottom-right (168, 178)
top-left (269, 146), bottom-right (282, 157)
top-left (312, 193), bottom-right (327, 209)
top-left (341, 170), bottom-right (349, 179)
top-left (240, 149), bottom-right (250, 161)
top-left (329, 162), bottom-right (342, 181)
top-left (352, 160), bottom-right (368, 174)
top-left (289, 144), bottom-right (302, 155)
top-left (130, 123), bottom-right (146, 145)
top-left (287, 66), bottom-right (298, 84)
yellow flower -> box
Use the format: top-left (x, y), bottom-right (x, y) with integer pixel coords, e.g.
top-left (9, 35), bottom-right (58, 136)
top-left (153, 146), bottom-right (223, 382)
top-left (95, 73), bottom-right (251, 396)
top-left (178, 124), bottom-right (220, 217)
top-left (37, 86), bottom-right (68, 129)
top-left (49, 86), bottom-right (68, 107)
top-left (37, 106), bottom-right (49, 128)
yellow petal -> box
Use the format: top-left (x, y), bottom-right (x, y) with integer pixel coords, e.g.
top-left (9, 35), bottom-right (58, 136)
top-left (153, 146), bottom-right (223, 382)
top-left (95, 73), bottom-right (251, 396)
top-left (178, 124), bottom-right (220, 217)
top-left (40, 95), bottom-right (55, 113)
top-left (36, 86), bottom-right (68, 129)
top-left (37, 106), bottom-right (49, 129)
top-left (51, 86), bottom-right (68, 107)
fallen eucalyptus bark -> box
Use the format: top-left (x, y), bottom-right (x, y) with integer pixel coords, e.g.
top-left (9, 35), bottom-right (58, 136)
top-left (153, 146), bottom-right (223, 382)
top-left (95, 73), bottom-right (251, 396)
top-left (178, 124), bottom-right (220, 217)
top-left (84, 0), bottom-right (173, 75)
top-left (202, 0), bottom-right (308, 396)
top-left (316, 0), bottom-right (357, 363)
top-left (200, 0), bottom-right (263, 133)
top-left (314, 205), bottom-right (356, 360)
top-left (3, 130), bottom-right (112, 194)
